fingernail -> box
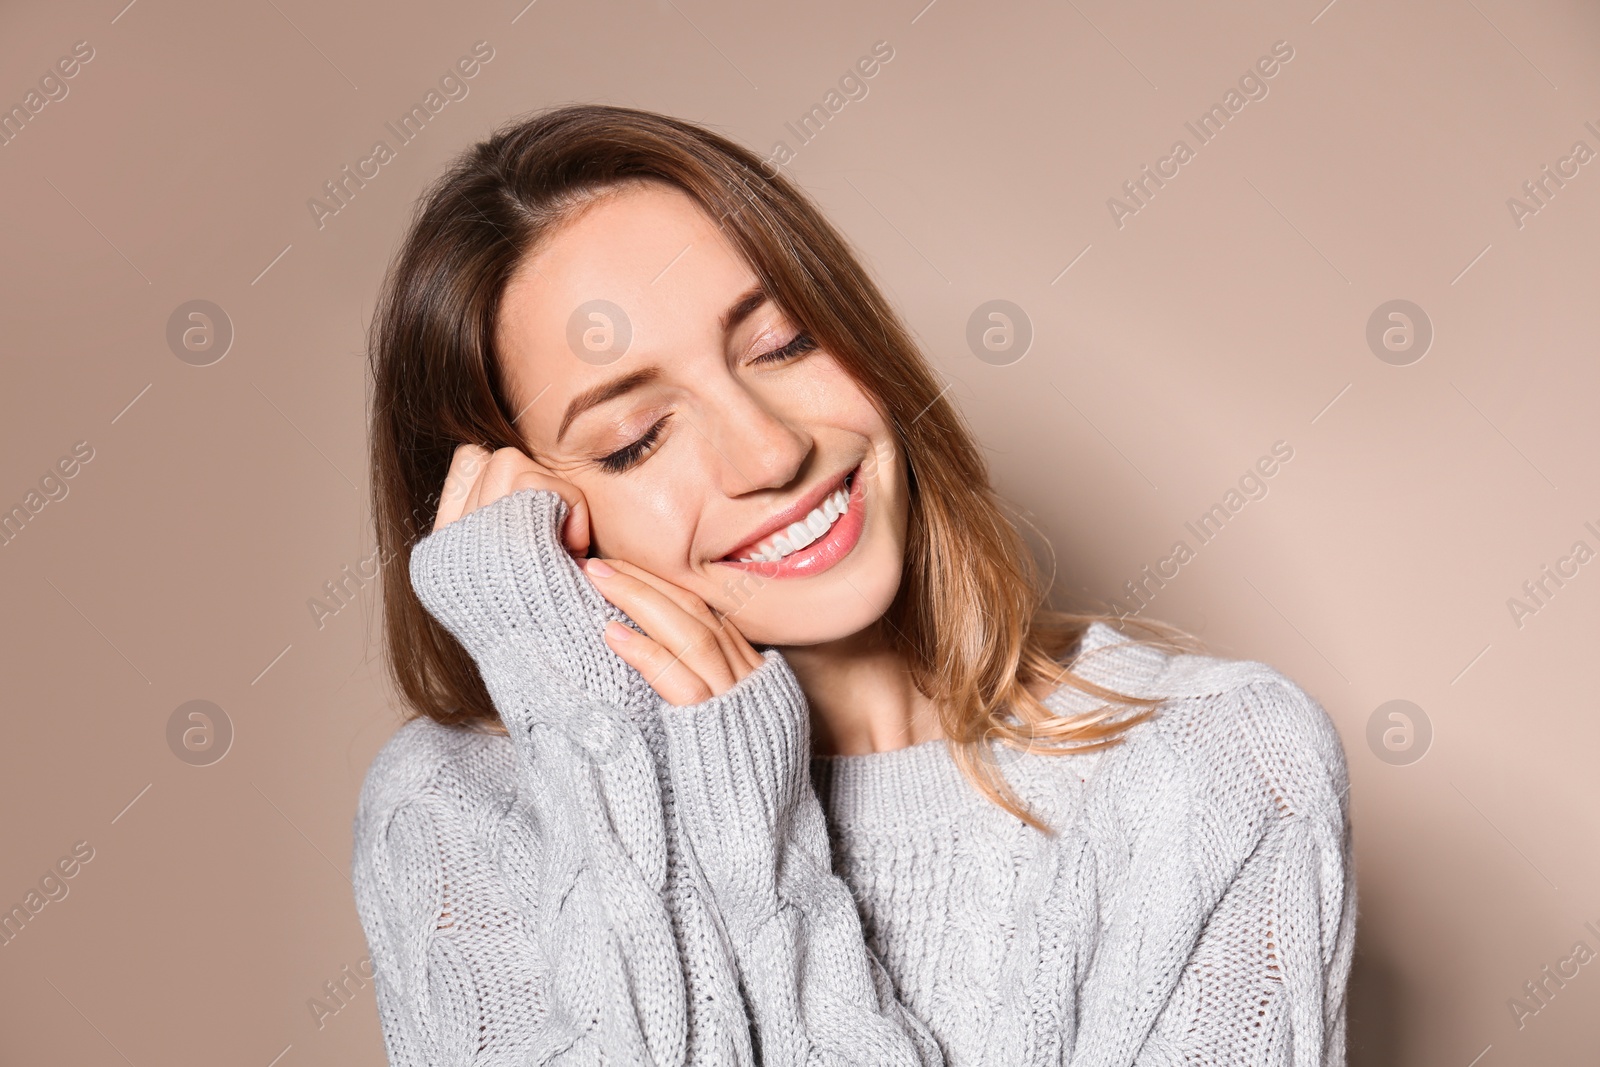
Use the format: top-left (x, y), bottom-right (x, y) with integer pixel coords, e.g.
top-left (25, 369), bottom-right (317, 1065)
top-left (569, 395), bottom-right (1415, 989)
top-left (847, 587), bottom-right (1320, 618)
top-left (604, 620), bottom-right (631, 641)
top-left (585, 557), bottom-right (616, 578)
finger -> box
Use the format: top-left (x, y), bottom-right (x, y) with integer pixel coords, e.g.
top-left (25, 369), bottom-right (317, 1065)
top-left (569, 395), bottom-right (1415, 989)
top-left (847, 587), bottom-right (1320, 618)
top-left (695, 605), bottom-right (752, 680)
top-left (717, 611), bottom-right (764, 673)
top-left (601, 620), bottom-right (716, 707)
top-left (702, 590), bottom-right (764, 671)
top-left (584, 560), bottom-right (737, 695)
top-left (557, 493), bottom-right (591, 558)
top-left (607, 560), bottom-right (760, 679)
top-left (434, 444), bottom-right (490, 530)
top-left (461, 444), bottom-right (499, 524)
top-left (613, 561), bottom-right (761, 678)
top-left (475, 447), bottom-right (538, 505)
top-left (483, 448), bottom-right (592, 556)
top-left (698, 573), bottom-right (766, 671)
top-left (595, 570), bottom-right (734, 695)
top-left (434, 446), bottom-right (593, 555)
top-left (510, 468), bottom-right (589, 557)
top-left (462, 456), bottom-right (488, 523)
top-left (441, 441), bottom-right (483, 524)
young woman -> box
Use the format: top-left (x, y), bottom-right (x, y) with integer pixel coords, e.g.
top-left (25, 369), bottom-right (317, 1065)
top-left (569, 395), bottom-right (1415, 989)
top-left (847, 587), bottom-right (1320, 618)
top-left (352, 103), bottom-right (1356, 1065)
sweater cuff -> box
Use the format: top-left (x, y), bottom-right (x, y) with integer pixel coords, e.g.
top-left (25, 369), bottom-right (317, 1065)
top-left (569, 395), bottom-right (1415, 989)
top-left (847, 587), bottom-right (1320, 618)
top-left (654, 650), bottom-right (811, 931)
top-left (408, 488), bottom-right (659, 718)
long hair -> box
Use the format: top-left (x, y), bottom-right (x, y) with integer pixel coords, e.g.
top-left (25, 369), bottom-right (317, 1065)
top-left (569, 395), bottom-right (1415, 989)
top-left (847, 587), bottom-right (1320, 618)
top-left (367, 103), bottom-right (1201, 833)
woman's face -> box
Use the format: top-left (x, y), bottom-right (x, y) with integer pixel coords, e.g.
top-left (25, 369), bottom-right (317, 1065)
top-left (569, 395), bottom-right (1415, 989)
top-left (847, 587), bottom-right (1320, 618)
top-left (494, 181), bottom-right (910, 647)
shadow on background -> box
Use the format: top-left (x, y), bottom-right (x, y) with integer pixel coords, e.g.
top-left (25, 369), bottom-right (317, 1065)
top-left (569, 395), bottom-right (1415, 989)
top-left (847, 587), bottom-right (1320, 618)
top-left (1348, 925), bottom-right (1403, 1066)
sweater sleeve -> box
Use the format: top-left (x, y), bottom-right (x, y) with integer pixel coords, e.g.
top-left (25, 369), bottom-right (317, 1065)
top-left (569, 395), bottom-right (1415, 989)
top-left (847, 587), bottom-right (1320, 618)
top-left (390, 487), bottom-right (944, 1065)
top-left (656, 652), bottom-right (947, 1066)
top-left (406, 486), bottom-right (662, 727)
top-left (1120, 678), bottom-right (1358, 1067)
top-left (351, 732), bottom-right (753, 1065)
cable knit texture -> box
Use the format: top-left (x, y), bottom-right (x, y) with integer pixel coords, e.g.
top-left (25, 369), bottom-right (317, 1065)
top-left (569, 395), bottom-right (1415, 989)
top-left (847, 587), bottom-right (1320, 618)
top-left (351, 488), bottom-right (1356, 1065)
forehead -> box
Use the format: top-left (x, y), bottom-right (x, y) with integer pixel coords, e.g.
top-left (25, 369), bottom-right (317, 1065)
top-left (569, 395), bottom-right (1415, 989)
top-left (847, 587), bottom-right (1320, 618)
top-left (502, 182), bottom-right (754, 345)
top-left (495, 182), bottom-right (758, 436)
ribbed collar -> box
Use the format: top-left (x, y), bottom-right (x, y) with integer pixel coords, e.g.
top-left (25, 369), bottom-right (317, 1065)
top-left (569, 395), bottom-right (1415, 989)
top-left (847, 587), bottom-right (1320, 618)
top-left (809, 621), bottom-right (1173, 830)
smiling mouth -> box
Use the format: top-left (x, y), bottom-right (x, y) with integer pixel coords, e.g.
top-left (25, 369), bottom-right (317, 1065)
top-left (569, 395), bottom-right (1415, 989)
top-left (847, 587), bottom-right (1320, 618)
top-left (719, 466), bottom-right (857, 565)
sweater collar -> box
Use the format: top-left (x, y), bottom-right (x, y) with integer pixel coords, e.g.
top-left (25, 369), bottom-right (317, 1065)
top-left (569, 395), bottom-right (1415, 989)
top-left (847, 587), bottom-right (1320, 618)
top-left (809, 621), bottom-right (1173, 830)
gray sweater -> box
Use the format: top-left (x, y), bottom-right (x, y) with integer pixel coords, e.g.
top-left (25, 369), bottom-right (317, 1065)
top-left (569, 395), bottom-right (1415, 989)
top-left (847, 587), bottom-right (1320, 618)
top-left (351, 488), bottom-right (1356, 1065)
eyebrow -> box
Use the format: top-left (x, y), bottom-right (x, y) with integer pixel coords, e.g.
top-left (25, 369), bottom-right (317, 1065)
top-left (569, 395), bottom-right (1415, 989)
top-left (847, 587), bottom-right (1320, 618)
top-left (555, 285), bottom-right (771, 446)
top-left (721, 285), bottom-right (768, 334)
top-left (556, 367), bottom-right (661, 446)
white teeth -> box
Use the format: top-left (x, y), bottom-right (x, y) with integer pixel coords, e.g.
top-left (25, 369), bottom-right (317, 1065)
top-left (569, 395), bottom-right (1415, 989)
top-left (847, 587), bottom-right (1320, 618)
top-left (736, 482), bottom-right (852, 563)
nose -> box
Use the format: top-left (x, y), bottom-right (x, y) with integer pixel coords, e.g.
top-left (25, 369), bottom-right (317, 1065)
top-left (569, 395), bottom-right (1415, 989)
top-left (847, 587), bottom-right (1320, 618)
top-left (705, 380), bottom-right (812, 497)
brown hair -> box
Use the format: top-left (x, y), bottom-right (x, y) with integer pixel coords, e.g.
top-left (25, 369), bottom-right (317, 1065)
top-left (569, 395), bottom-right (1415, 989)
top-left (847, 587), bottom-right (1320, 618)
top-left (367, 103), bottom-right (1201, 833)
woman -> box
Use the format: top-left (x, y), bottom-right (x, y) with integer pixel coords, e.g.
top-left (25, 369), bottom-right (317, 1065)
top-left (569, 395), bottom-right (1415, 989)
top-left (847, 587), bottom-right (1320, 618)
top-left (352, 103), bottom-right (1356, 1065)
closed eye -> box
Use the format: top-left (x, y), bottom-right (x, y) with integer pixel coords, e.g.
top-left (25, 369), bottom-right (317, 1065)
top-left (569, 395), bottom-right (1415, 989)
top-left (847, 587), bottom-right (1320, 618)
top-left (750, 331), bottom-right (816, 366)
top-left (596, 414), bottom-right (670, 474)
top-left (594, 332), bottom-right (815, 475)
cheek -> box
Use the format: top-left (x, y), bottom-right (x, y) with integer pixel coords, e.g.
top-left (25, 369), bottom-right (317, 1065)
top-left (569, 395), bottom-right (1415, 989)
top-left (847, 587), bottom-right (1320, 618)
top-left (586, 481), bottom-right (699, 571)
top-left (800, 353), bottom-right (875, 415)
top-left (816, 360), bottom-right (900, 452)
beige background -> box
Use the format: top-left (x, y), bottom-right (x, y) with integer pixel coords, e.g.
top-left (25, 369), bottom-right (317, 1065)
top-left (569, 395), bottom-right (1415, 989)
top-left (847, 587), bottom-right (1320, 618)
top-left (2, 0), bottom-right (1597, 1062)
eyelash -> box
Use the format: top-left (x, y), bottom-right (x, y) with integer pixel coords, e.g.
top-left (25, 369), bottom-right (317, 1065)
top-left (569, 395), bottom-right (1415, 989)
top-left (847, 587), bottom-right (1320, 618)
top-left (597, 415), bottom-right (669, 474)
top-left (595, 331), bottom-right (817, 474)
top-left (751, 330), bottom-right (817, 366)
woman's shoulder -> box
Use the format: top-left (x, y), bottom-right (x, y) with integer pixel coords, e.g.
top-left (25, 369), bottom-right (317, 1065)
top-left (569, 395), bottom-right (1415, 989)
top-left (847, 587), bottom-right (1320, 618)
top-left (1156, 645), bottom-right (1348, 815)
top-left (352, 715), bottom-right (517, 849)
top-left (1070, 622), bottom-right (1351, 828)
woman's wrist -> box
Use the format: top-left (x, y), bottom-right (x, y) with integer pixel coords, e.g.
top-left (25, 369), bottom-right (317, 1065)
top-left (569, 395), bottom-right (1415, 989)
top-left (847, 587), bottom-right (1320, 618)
top-left (654, 649), bottom-right (812, 933)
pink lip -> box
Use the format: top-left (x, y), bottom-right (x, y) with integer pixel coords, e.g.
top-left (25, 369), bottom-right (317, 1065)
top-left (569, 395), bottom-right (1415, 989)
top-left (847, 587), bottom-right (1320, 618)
top-left (715, 464), bottom-right (865, 580)
top-left (718, 464), bottom-right (855, 562)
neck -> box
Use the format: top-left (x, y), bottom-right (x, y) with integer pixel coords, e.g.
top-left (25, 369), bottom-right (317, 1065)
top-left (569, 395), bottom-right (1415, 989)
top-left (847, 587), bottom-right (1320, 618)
top-left (779, 621), bottom-right (946, 757)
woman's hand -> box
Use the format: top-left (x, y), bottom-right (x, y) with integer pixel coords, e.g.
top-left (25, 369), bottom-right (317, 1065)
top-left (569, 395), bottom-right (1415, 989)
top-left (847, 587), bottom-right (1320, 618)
top-left (432, 442), bottom-right (760, 707)
top-left (434, 443), bottom-right (592, 558)
top-left (582, 556), bottom-right (765, 707)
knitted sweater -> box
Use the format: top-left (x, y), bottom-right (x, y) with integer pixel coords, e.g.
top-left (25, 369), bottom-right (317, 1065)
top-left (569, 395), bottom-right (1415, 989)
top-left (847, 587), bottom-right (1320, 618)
top-left (351, 488), bottom-right (1357, 1066)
